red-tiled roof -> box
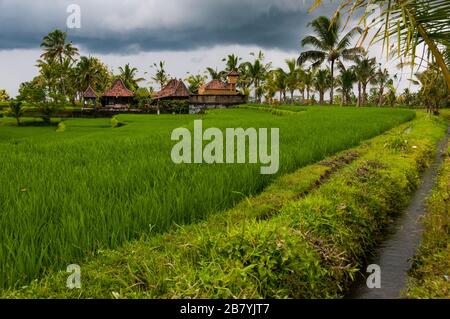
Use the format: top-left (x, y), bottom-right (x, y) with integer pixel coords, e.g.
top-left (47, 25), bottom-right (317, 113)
top-left (82, 85), bottom-right (97, 98)
top-left (156, 79), bottom-right (190, 99)
top-left (103, 78), bottom-right (134, 97)
top-left (201, 80), bottom-right (233, 91)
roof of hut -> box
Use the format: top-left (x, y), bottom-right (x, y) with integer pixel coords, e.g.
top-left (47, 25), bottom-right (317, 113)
top-left (156, 79), bottom-right (190, 99)
top-left (103, 78), bottom-right (135, 97)
top-left (82, 85), bottom-right (98, 98)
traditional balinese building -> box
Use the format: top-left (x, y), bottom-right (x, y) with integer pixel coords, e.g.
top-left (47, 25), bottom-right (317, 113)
top-left (198, 71), bottom-right (239, 95)
top-left (155, 79), bottom-right (190, 101)
top-left (101, 78), bottom-right (135, 109)
top-left (154, 72), bottom-right (246, 110)
top-left (82, 85), bottom-right (98, 109)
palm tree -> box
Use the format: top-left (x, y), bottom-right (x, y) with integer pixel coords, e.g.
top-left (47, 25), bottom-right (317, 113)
top-left (374, 68), bottom-right (393, 107)
top-left (313, 68), bottom-right (332, 105)
top-left (310, 0), bottom-right (450, 90)
top-left (206, 67), bottom-right (226, 81)
top-left (185, 74), bottom-right (207, 93)
top-left (303, 68), bottom-right (315, 103)
top-left (7, 101), bottom-right (24, 126)
top-left (75, 56), bottom-right (111, 98)
top-left (243, 59), bottom-right (266, 103)
top-left (263, 71), bottom-right (278, 104)
top-left (274, 69), bottom-right (287, 103)
top-left (353, 55), bottom-right (378, 106)
top-left (284, 59), bottom-right (301, 103)
top-left (337, 63), bottom-right (356, 106)
top-left (298, 13), bottom-right (363, 105)
top-left (222, 54), bottom-right (242, 72)
top-left (0, 89), bottom-right (9, 101)
top-left (40, 29), bottom-right (79, 64)
top-left (151, 61), bottom-right (169, 90)
top-left (118, 64), bottom-right (144, 92)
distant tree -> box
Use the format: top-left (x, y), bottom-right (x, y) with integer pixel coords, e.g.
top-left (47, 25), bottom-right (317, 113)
top-left (40, 29), bottom-right (79, 64)
top-left (205, 67), bottom-right (226, 81)
top-left (298, 13), bottom-right (363, 105)
top-left (17, 77), bottom-right (47, 103)
top-left (284, 59), bottom-right (301, 103)
top-left (118, 64), bottom-right (144, 92)
top-left (243, 52), bottom-right (272, 103)
top-left (374, 68), bottom-right (393, 107)
top-left (185, 74), bottom-right (207, 93)
top-left (274, 69), bottom-right (287, 103)
top-left (151, 61), bottom-right (169, 91)
top-left (353, 54), bottom-right (378, 106)
top-left (75, 56), bottom-right (112, 97)
top-left (303, 68), bottom-right (315, 102)
top-left (0, 89), bottom-right (9, 101)
top-left (336, 62), bottom-right (356, 106)
top-left (7, 101), bottom-right (24, 126)
top-left (313, 68), bottom-right (332, 105)
top-left (222, 54), bottom-right (242, 72)
top-left (263, 71), bottom-right (278, 104)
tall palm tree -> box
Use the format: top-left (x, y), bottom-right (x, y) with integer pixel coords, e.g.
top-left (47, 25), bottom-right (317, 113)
top-left (222, 54), bottom-right (242, 72)
top-left (243, 59), bottom-right (270, 103)
top-left (185, 74), bottom-right (207, 93)
top-left (206, 67), bottom-right (226, 81)
top-left (374, 68), bottom-right (393, 107)
top-left (353, 55), bottom-right (378, 106)
top-left (151, 61), bottom-right (169, 90)
top-left (298, 13), bottom-right (363, 105)
top-left (118, 64), bottom-right (144, 92)
top-left (263, 71), bottom-right (278, 104)
top-left (40, 29), bottom-right (79, 64)
top-left (274, 69), bottom-right (287, 103)
top-left (75, 56), bottom-right (112, 99)
top-left (337, 63), bottom-right (356, 106)
top-left (310, 0), bottom-right (450, 90)
top-left (313, 68), bottom-right (332, 105)
top-left (303, 68), bottom-right (316, 102)
top-left (284, 59), bottom-right (301, 103)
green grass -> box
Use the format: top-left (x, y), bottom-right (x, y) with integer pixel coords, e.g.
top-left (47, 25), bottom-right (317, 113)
top-left (1, 112), bottom-right (446, 299)
top-left (0, 107), bottom-right (415, 289)
top-left (405, 113), bottom-right (450, 299)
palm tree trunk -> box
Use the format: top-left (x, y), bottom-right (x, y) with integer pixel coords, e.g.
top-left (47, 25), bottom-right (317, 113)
top-left (378, 86), bottom-right (384, 107)
top-left (290, 91), bottom-right (294, 104)
top-left (362, 83), bottom-right (367, 106)
top-left (330, 60), bottom-right (335, 105)
top-left (357, 82), bottom-right (362, 107)
top-left (320, 91), bottom-right (324, 105)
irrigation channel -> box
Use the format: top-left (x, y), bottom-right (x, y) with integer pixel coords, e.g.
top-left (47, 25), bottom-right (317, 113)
top-left (348, 124), bottom-right (450, 299)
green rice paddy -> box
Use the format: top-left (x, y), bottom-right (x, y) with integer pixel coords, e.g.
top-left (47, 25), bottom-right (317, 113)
top-left (0, 107), bottom-right (415, 288)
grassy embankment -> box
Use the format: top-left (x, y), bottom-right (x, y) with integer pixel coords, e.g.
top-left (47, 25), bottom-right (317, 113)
top-left (1, 111), bottom-right (447, 298)
top-left (405, 110), bottom-right (450, 298)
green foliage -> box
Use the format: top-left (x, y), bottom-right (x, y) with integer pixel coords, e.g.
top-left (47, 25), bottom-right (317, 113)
top-left (110, 116), bottom-right (125, 128)
top-left (406, 126), bottom-right (450, 298)
top-left (158, 100), bottom-right (189, 114)
top-left (6, 101), bottom-right (24, 126)
top-left (56, 121), bottom-right (66, 133)
top-left (0, 89), bottom-right (9, 101)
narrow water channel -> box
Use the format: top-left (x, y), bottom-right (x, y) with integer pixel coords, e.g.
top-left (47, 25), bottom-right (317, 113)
top-left (348, 125), bottom-right (450, 299)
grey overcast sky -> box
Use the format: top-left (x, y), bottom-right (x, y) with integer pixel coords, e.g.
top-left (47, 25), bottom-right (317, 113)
top-left (0, 0), bottom-right (416, 97)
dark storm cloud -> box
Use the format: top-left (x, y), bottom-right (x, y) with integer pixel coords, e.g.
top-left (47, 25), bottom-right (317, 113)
top-left (0, 0), bottom-right (337, 54)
